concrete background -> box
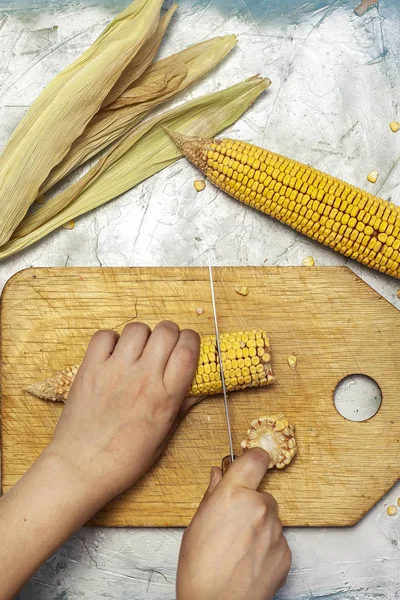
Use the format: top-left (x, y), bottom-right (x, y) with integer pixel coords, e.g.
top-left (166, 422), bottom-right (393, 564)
top-left (0, 0), bottom-right (399, 597)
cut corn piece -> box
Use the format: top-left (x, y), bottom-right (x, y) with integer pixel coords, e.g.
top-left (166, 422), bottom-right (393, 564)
top-left (387, 505), bottom-right (397, 516)
top-left (194, 180), bottom-right (206, 192)
top-left (26, 329), bottom-right (274, 402)
top-left (241, 413), bottom-right (297, 469)
top-left (167, 132), bottom-right (400, 279)
top-left (390, 122), bottom-right (400, 133)
top-left (367, 170), bottom-right (379, 184)
top-left (287, 354), bottom-right (297, 370)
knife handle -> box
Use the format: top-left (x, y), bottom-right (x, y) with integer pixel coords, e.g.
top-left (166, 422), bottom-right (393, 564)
top-left (221, 455), bottom-right (237, 475)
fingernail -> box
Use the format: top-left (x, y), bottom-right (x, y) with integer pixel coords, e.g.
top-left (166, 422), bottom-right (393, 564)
top-left (249, 447), bottom-right (270, 462)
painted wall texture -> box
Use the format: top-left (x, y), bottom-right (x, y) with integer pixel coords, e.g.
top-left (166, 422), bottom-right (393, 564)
top-left (0, 0), bottom-right (399, 598)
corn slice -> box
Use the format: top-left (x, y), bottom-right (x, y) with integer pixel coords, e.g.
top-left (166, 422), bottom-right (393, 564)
top-left (241, 414), bottom-right (297, 469)
top-left (0, 77), bottom-right (268, 261)
top-left (0, 0), bottom-right (163, 246)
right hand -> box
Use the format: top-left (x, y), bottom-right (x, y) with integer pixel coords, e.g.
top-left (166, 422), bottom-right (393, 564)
top-left (177, 448), bottom-right (291, 600)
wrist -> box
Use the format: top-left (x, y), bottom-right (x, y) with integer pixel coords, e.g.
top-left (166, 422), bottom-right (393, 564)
top-left (41, 442), bottom-right (112, 515)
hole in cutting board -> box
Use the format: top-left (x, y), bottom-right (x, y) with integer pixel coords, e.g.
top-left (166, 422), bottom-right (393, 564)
top-left (334, 375), bottom-right (382, 422)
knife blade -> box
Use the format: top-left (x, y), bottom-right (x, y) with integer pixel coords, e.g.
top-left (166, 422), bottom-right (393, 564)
top-left (208, 256), bottom-right (235, 467)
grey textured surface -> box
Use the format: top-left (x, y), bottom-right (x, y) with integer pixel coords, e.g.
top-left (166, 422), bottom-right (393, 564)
top-left (0, 0), bottom-right (399, 598)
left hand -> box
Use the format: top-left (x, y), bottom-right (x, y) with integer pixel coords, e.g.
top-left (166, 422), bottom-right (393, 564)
top-left (49, 320), bottom-right (200, 504)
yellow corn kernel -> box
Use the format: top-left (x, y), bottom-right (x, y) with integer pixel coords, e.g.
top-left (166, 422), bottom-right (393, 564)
top-left (187, 330), bottom-right (274, 396)
top-left (171, 133), bottom-right (400, 278)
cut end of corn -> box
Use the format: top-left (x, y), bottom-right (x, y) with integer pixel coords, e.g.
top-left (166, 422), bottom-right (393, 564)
top-left (235, 286), bottom-right (249, 296)
top-left (26, 365), bottom-right (79, 402)
top-left (390, 121), bottom-right (400, 133)
top-left (194, 179), bottom-right (206, 192)
top-left (190, 329), bottom-right (274, 396)
top-left (287, 354), bottom-right (297, 370)
top-left (26, 330), bottom-right (274, 403)
top-left (302, 256), bottom-right (315, 267)
top-left (174, 134), bottom-right (400, 279)
top-left (241, 414), bottom-right (297, 469)
top-left (387, 505), bottom-right (398, 516)
top-left (367, 170), bottom-right (379, 184)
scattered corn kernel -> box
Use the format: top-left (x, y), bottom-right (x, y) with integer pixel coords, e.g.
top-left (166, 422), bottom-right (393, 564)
top-left (235, 286), bottom-right (249, 296)
top-left (62, 220), bottom-right (75, 230)
top-left (390, 121), bottom-right (400, 133)
top-left (194, 179), bottom-right (206, 192)
top-left (367, 170), bottom-right (379, 184)
top-left (241, 413), bottom-right (297, 469)
top-left (398, 497), bottom-right (400, 507)
top-left (387, 505), bottom-right (398, 517)
top-left (35, 196), bottom-right (45, 205)
top-left (396, 290), bottom-right (400, 299)
top-left (196, 307), bottom-right (204, 315)
top-left (287, 354), bottom-right (297, 370)
top-left (302, 256), bottom-right (315, 267)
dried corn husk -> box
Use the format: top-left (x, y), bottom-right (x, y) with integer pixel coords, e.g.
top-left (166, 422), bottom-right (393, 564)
top-left (0, 0), bottom-right (163, 246)
top-left (102, 5), bottom-right (177, 108)
top-left (0, 77), bottom-right (269, 260)
top-left (40, 34), bottom-right (237, 195)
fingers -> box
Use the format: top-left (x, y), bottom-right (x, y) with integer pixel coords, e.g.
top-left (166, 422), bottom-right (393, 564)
top-left (221, 448), bottom-right (270, 491)
top-left (112, 322), bottom-right (151, 363)
top-left (83, 330), bottom-right (120, 365)
top-left (140, 321), bottom-right (180, 373)
top-left (163, 329), bottom-right (200, 398)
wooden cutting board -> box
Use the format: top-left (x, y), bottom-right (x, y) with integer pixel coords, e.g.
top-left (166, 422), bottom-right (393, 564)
top-left (1, 267), bottom-right (399, 527)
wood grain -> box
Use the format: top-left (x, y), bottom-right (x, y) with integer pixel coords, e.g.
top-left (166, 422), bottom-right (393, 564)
top-left (1, 267), bottom-right (399, 527)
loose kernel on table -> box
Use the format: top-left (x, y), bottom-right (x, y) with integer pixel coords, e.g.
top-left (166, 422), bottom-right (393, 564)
top-left (390, 121), bottom-right (400, 133)
top-left (63, 220), bottom-right (75, 230)
top-left (196, 307), bottom-right (204, 315)
top-left (194, 179), bottom-right (206, 192)
top-left (235, 286), bottom-right (249, 296)
top-left (287, 354), bottom-right (297, 370)
top-left (367, 170), bottom-right (379, 184)
top-left (396, 290), bottom-right (400, 300)
top-left (387, 505), bottom-right (398, 517)
top-left (302, 256), bottom-right (315, 267)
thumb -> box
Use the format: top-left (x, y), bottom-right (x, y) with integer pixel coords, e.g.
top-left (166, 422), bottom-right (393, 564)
top-left (203, 466), bottom-right (223, 499)
top-left (221, 448), bottom-right (270, 490)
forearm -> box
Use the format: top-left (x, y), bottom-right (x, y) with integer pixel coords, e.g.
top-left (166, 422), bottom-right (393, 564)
top-left (0, 447), bottom-right (107, 600)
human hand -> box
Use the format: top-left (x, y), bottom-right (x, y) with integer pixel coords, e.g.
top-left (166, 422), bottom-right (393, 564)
top-left (48, 321), bottom-right (200, 504)
top-left (177, 448), bottom-right (291, 600)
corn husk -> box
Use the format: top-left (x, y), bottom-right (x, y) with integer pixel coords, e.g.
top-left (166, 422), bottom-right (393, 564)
top-left (40, 34), bottom-right (237, 195)
top-left (0, 77), bottom-right (269, 260)
top-left (102, 5), bottom-right (177, 108)
top-left (0, 0), bottom-right (163, 246)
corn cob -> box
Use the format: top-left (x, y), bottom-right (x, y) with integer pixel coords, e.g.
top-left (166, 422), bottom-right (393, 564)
top-left (168, 132), bottom-right (400, 279)
top-left (241, 414), bottom-right (297, 470)
top-left (25, 329), bottom-right (274, 402)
